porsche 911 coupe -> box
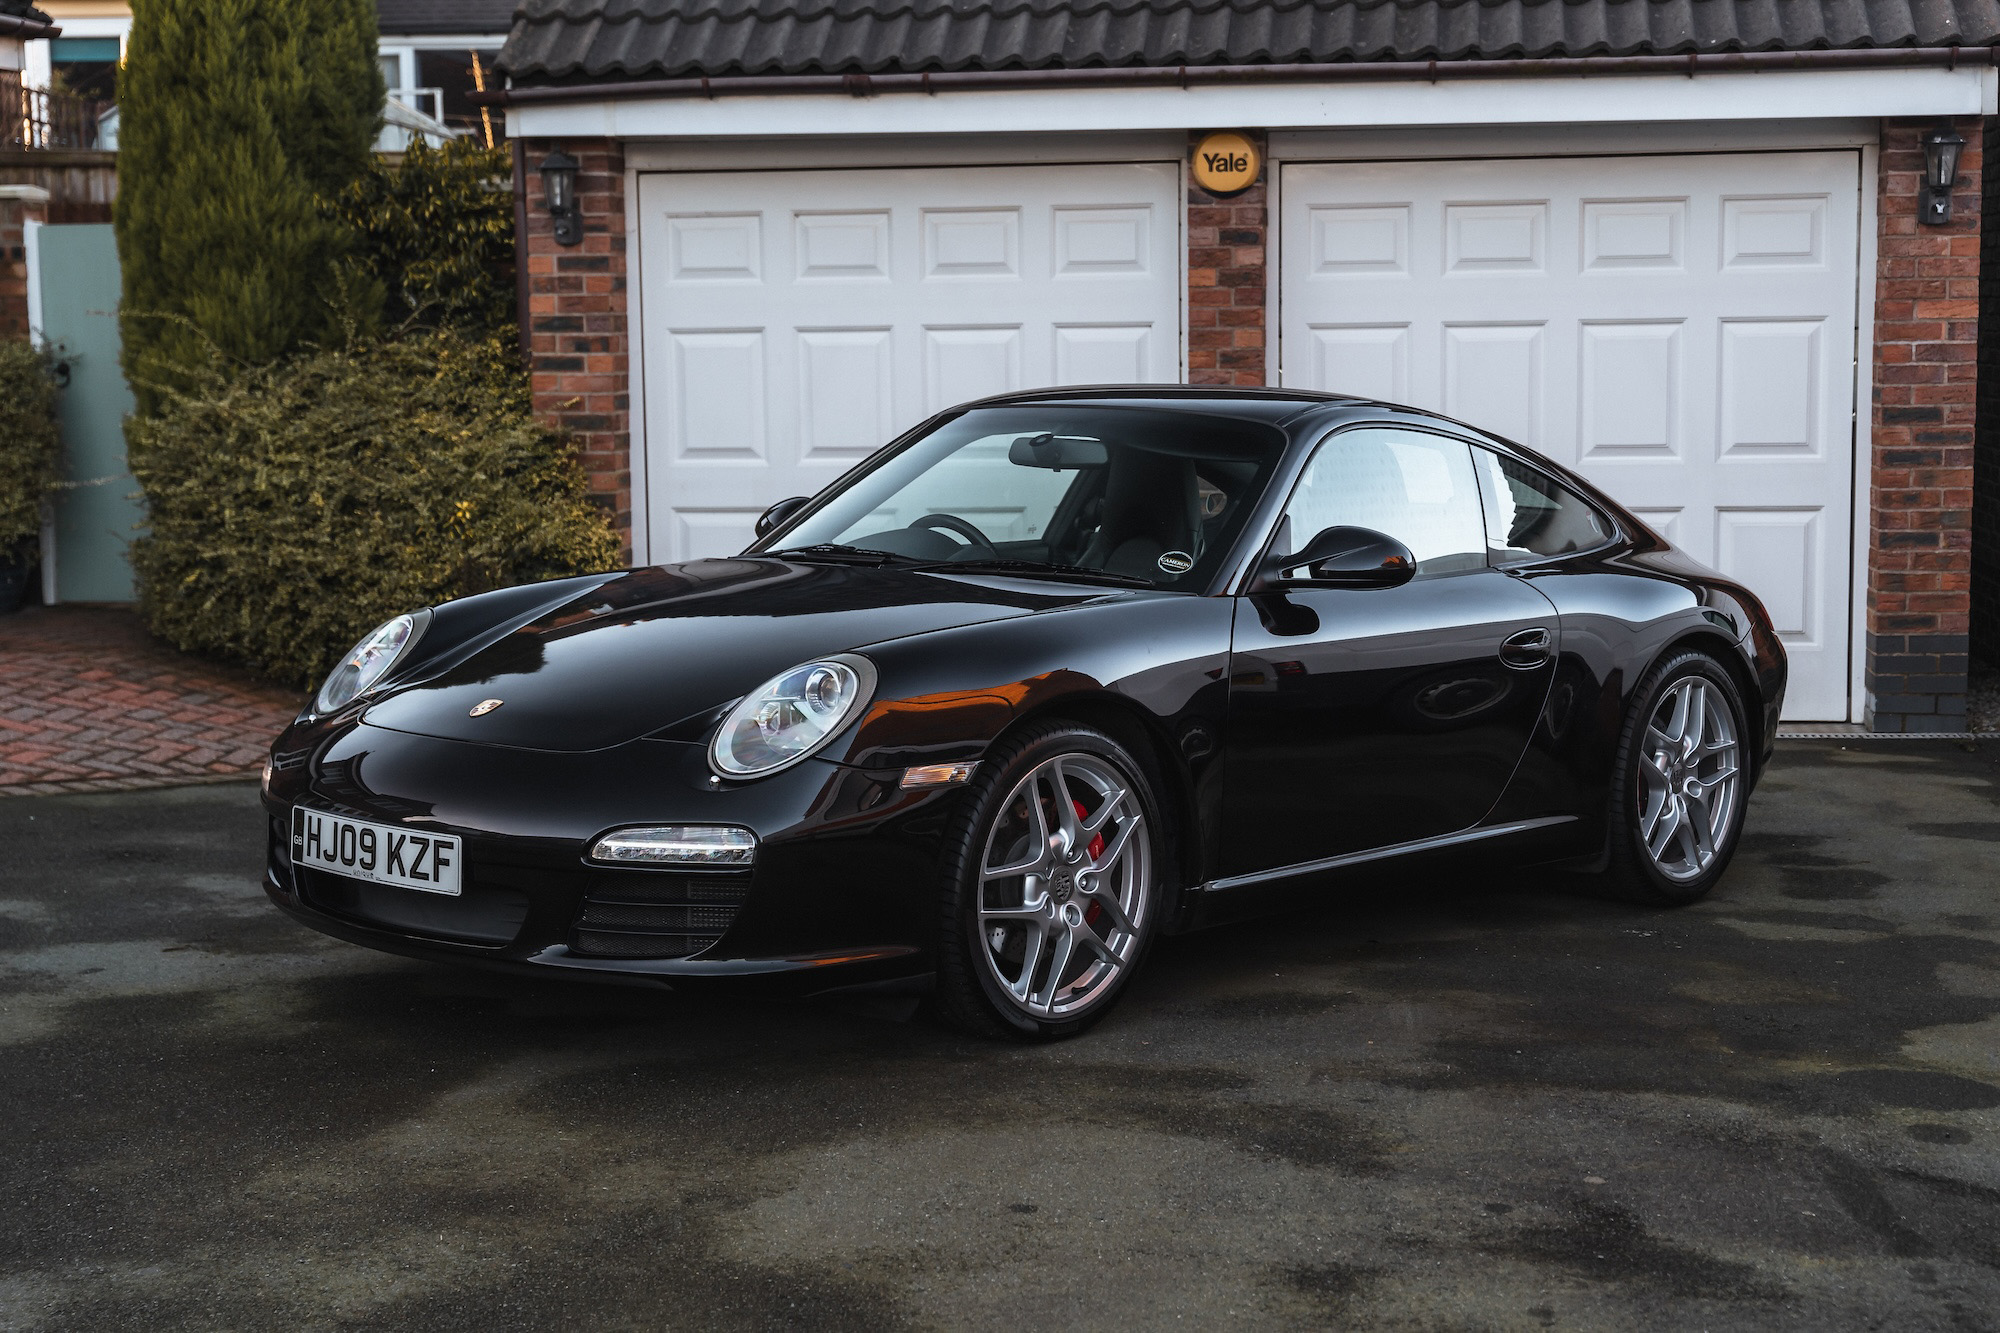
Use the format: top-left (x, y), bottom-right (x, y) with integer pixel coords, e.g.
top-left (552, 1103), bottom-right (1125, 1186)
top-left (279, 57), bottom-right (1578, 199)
top-left (263, 387), bottom-right (1784, 1039)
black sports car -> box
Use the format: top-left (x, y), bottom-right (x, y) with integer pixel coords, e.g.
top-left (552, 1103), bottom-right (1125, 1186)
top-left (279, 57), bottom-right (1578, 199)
top-left (263, 388), bottom-right (1785, 1039)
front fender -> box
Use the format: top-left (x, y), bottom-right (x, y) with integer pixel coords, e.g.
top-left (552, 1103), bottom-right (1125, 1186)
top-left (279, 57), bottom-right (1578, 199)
top-left (820, 589), bottom-right (1236, 894)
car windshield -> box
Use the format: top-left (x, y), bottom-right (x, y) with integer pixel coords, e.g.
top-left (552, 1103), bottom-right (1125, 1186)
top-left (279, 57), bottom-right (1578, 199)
top-left (761, 405), bottom-right (1290, 589)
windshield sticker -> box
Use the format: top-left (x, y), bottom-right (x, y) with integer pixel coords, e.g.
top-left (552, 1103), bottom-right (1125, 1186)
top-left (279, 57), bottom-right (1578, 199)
top-left (1157, 551), bottom-right (1195, 574)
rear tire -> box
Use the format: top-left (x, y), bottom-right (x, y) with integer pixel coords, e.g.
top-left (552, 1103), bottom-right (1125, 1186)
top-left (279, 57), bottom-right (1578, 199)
top-left (1596, 650), bottom-right (1750, 906)
top-left (933, 721), bottom-right (1165, 1041)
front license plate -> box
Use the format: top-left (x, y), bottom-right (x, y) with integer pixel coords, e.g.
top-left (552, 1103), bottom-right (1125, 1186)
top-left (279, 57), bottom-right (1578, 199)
top-left (291, 808), bottom-right (462, 896)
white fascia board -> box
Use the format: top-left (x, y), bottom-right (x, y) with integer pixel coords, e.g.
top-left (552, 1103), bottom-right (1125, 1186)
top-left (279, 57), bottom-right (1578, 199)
top-left (509, 64), bottom-right (1995, 140)
top-left (378, 33), bottom-right (507, 50)
top-left (45, 16), bottom-right (128, 38)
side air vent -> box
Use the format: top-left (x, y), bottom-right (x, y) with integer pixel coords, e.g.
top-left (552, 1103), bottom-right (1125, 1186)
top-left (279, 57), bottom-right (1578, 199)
top-left (569, 870), bottom-right (750, 960)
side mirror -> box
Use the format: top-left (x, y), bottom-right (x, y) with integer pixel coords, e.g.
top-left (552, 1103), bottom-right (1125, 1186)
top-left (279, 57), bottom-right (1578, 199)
top-left (1262, 525), bottom-right (1416, 589)
top-left (755, 495), bottom-right (809, 538)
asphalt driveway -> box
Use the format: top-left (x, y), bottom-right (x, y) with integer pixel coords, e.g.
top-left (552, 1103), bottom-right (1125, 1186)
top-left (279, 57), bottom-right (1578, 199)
top-left (2, 740), bottom-right (1998, 1330)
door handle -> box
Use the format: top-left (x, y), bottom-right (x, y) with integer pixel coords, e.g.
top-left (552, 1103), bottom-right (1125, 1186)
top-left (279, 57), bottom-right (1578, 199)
top-left (1499, 627), bottom-right (1553, 670)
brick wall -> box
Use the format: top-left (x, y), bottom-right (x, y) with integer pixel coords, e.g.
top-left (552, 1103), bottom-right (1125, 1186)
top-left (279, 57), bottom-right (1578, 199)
top-left (1867, 118), bottom-right (1981, 731)
top-left (1186, 133), bottom-right (1267, 387)
top-left (1976, 117), bottom-right (2000, 669)
top-left (520, 139), bottom-right (632, 555)
top-left (0, 187), bottom-right (49, 342)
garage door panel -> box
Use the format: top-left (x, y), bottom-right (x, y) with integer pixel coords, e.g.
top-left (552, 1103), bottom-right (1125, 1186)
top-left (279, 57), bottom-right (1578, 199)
top-left (1581, 198), bottom-right (1687, 271)
top-left (666, 214), bottom-right (762, 282)
top-left (1717, 508), bottom-right (1823, 646)
top-left (1053, 206), bottom-right (1153, 276)
top-left (1444, 201), bottom-right (1548, 274)
top-left (1442, 322), bottom-right (1545, 445)
top-left (1283, 151), bottom-right (1860, 719)
top-left (1722, 195), bottom-right (1828, 269)
top-left (1054, 324), bottom-right (1152, 384)
top-left (1309, 204), bottom-right (1411, 277)
top-left (1309, 324), bottom-right (1409, 401)
top-left (673, 509), bottom-right (764, 563)
top-left (797, 328), bottom-right (893, 460)
top-left (795, 212), bottom-right (890, 280)
top-left (1718, 318), bottom-right (1825, 458)
top-left (641, 162), bottom-right (1180, 566)
top-left (669, 330), bottom-right (767, 462)
top-left (1579, 320), bottom-right (1682, 457)
top-left (923, 208), bottom-right (1022, 279)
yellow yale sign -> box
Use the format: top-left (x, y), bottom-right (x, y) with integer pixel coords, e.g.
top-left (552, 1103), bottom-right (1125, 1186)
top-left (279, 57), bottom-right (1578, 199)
top-left (1191, 131), bottom-right (1260, 196)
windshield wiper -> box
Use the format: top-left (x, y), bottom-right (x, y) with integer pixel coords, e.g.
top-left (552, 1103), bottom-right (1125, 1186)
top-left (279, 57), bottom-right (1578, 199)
top-left (915, 558), bottom-right (1158, 589)
top-left (764, 544), bottom-right (920, 566)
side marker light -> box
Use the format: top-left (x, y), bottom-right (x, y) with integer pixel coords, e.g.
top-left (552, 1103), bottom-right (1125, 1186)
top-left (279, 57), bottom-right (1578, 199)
top-left (900, 761), bottom-right (980, 789)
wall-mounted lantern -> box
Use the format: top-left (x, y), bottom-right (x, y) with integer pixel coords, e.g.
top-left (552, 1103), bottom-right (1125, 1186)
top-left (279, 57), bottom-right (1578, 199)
top-left (1920, 126), bottom-right (1966, 226)
top-left (538, 150), bottom-right (582, 246)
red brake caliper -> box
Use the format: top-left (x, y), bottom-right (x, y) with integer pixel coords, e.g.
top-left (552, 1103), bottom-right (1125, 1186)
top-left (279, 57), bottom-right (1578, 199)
top-left (1073, 799), bottom-right (1106, 926)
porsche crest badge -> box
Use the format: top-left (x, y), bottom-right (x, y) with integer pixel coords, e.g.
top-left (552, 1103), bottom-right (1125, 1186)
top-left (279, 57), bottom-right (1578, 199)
top-left (469, 699), bottom-right (504, 717)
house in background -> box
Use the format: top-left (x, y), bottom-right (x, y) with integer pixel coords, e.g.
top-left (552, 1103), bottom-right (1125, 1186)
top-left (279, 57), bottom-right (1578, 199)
top-left (20, 1), bottom-right (513, 151)
top-left (495, 0), bottom-right (1996, 733)
top-left (375, 0), bottom-right (513, 148)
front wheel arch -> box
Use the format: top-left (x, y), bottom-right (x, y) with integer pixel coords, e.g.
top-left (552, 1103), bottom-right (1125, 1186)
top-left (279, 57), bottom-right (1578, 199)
top-left (986, 693), bottom-right (1198, 922)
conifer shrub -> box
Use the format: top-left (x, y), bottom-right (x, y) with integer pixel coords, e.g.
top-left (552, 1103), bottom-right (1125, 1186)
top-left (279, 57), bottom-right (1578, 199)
top-left (0, 339), bottom-right (62, 553)
top-left (115, 0), bottom-right (382, 408)
top-left (126, 329), bottom-right (620, 688)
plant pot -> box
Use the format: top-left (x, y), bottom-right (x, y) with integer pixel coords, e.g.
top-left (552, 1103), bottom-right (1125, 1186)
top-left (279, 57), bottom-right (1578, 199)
top-left (0, 541), bottom-right (35, 615)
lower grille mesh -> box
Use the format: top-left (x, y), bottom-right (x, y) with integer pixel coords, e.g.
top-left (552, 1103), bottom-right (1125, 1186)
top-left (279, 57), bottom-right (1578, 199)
top-left (569, 871), bottom-right (749, 960)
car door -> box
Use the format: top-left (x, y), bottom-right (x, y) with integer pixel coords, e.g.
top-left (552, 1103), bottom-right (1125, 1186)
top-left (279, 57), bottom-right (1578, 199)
top-left (1221, 425), bottom-right (1559, 879)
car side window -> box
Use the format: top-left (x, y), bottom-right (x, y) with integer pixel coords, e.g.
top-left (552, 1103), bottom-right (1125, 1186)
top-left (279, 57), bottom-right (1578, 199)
top-left (1471, 447), bottom-right (1614, 563)
top-left (1283, 427), bottom-right (1488, 576)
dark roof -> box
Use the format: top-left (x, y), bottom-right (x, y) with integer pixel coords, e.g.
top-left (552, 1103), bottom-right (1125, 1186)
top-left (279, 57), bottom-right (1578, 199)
top-left (377, 0), bottom-right (518, 36)
top-left (498, 0), bottom-right (2000, 82)
top-left (0, 0), bottom-right (53, 23)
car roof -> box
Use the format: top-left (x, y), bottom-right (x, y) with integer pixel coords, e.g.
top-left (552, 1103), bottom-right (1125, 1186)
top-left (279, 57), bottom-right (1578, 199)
top-left (958, 384), bottom-right (1363, 425)
top-left (954, 384), bottom-right (1474, 435)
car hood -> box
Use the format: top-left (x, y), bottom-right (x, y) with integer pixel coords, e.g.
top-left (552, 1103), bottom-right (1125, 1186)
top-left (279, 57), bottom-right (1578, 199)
top-left (361, 557), bottom-right (1107, 752)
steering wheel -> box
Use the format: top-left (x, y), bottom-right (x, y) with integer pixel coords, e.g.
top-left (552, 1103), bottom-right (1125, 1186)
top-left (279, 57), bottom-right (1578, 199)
top-left (911, 512), bottom-right (999, 557)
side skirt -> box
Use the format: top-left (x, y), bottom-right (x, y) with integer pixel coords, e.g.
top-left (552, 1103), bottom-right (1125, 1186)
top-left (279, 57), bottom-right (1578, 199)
top-left (1199, 815), bottom-right (1580, 894)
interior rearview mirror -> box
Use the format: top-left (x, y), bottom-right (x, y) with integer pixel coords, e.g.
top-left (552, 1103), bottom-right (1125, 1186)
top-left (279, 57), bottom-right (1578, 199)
top-left (1262, 525), bottom-right (1416, 589)
top-left (1008, 433), bottom-right (1109, 470)
top-left (755, 495), bottom-right (809, 538)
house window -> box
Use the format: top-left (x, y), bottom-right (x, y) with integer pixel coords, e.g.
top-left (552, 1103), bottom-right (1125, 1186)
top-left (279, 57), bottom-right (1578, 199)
top-left (49, 37), bottom-right (119, 101)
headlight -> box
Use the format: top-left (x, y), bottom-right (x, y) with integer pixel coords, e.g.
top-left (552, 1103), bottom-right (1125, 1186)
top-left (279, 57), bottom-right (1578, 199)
top-left (709, 654), bottom-right (876, 778)
top-left (315, 613), bottom-right (421, 714)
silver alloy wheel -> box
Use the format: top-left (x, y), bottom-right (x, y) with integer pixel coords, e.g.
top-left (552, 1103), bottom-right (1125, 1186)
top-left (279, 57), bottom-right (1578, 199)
top-left (976, 751), bottom-right (1151, 1019)
top-left (1637, 676), bottom-right (1742, 883)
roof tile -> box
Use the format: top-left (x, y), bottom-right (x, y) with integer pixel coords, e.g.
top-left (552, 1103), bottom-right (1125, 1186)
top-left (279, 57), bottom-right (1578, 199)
top-left (498, 0), bottom-right (2000, 81)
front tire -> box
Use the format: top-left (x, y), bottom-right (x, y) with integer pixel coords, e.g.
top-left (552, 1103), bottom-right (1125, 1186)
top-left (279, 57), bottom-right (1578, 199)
top-left (934, 722), bottom-right (1165, 1041)
top-left (1598, 650), bottom-right (1750, 905)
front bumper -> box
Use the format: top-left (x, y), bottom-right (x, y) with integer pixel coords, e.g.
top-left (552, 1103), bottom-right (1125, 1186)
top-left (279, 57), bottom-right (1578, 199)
top-left (261, 720), bottom-right (961, 994)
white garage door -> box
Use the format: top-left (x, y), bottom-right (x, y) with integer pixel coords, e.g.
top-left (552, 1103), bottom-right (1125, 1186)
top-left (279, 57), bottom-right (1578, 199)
top-left (1279, 151), bottom-right (1861, 720)
top-left (637, 162), bottom-right (1182, 562)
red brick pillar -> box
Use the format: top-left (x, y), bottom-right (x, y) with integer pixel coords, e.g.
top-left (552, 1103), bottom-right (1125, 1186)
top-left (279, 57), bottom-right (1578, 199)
top-left (0, 186), bottom-right (50, 342)
top-left (522, 139), bottom-right (632, 558)
top-left (1186, 134), bottom-right (1267, 386)
top-left (1868, 118), bottom-right (1980, 731)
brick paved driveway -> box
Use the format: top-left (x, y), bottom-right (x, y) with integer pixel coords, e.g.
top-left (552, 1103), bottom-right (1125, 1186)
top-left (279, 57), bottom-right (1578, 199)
top-left (0, 607), bottom-right (301, 795)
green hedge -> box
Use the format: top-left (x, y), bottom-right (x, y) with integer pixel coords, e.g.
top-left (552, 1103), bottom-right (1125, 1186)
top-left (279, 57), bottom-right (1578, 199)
top-left (126, 328), bottom-right (620, 688)
top-left (327, 137), bottom-right (516, 337)
top-left (0, 340), bottom-right (62, 551)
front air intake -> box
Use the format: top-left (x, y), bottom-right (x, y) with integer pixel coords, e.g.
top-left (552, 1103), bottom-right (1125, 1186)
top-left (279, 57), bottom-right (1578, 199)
top-left (569, 870), bottom-right (749, 959)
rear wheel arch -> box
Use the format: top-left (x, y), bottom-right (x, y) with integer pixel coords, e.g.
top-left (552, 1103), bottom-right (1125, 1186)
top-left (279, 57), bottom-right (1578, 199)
top-left (1648, 628), bottom-right (1767, 771)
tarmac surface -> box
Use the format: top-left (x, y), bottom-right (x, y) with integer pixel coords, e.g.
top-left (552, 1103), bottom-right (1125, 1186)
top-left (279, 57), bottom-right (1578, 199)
top-left (2, 739), bottom-right (1998, 1330)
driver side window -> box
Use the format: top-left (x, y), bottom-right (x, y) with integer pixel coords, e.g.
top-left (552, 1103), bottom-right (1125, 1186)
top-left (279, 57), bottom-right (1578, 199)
top-left (1283, 428), bottom-right (1488, 576)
